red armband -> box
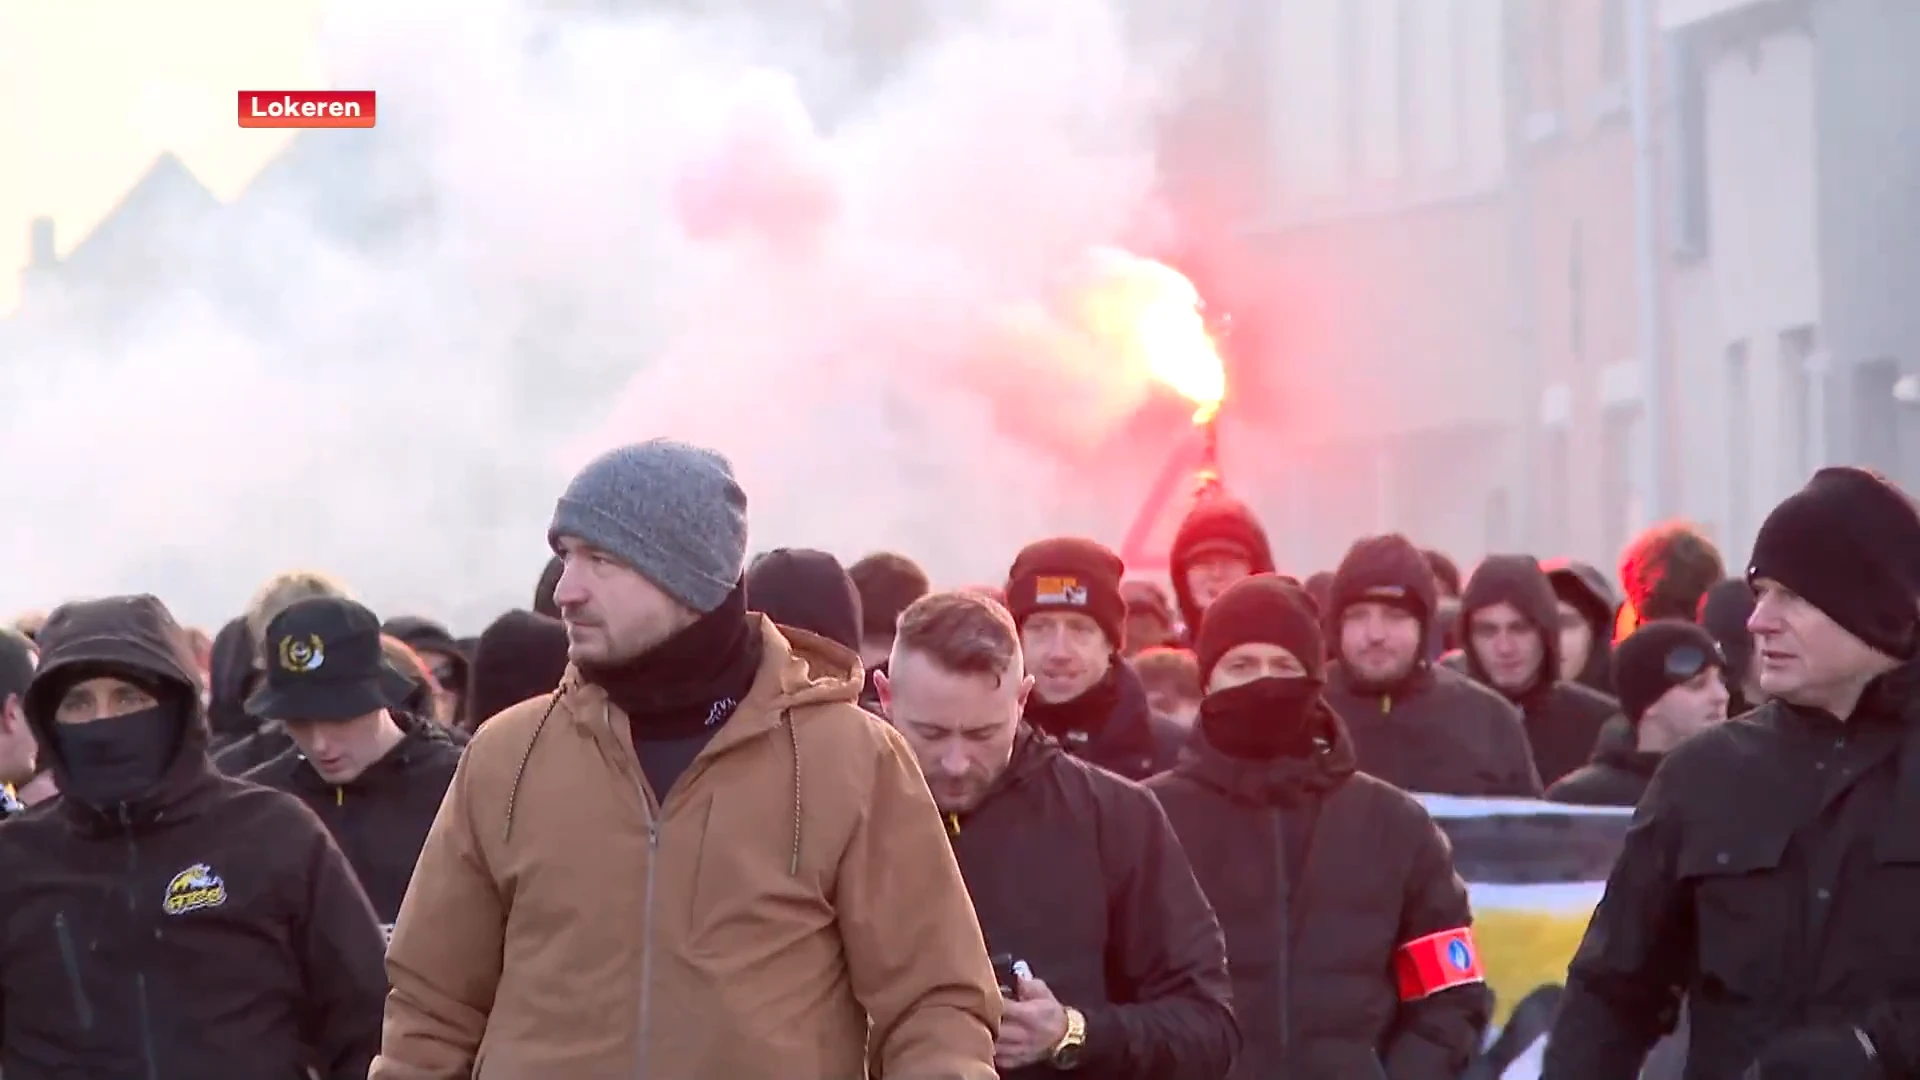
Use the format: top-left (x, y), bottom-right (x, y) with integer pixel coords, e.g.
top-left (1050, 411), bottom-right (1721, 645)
top-left (1393, 926), bottom-right (1485, 1002)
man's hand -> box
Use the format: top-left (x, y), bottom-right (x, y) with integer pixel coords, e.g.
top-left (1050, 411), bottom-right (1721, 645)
top-left (993, 975), bottom-right (1070, 1070)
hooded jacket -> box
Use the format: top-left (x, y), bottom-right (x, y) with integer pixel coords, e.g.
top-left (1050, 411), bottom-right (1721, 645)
top-left (747, 547), bottom-right (864, 656)
top-left (1148, 702), bottom-right (1492, 1078)
top-left (1544, 560), bottom-right (1617, 696)
top-left (465, 608), bottom-right (569, 730)
top-left (1321, 538), bottom-right (1542, 798)
top-left (943, 729), bottom-right (1239, 1080)
top-left (371, 616), bottom-right (1000, 1080)
top-left (1451, 556), bottom-right (1621, 788)
top-left (206, 615), bottom-right (259, 748)
top-left (246, 711), bottom-right (464, 925)
top-left (1170, 495), bottom-right (1277, 635)
top-left (0, 595), bottom-right (388, 1080)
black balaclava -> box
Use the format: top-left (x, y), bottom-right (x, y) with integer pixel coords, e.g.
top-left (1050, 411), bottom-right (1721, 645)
top-left (1194, 575), bottom-right (1329, 760)
top-left (48, 665), bottom-right (188, 809)
top-left (581, 578), bottom-right (762, 741)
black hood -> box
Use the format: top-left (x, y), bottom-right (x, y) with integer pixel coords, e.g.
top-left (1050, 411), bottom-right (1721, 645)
top-left (1169, 493), bottom-right (1277, 630)
top-left (24, 595), bottom-right (214, 820)
top-left (468, 608), bottom-right (570, 728)
top-left (1697, 578), bottom-right (1756, 684)
top-left (1460, 555), bottom-right (1562, 698)
top-left (206, 615), bottom-right (259, 742)
top-left (1327, 534), bottom-right (1440, 666)
top-left (1545, 560), bottom-right (1617, 692)
top-left (747, 547), bottom-right (864, 655)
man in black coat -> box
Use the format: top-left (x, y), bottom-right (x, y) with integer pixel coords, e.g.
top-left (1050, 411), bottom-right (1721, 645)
top-left (878, 590), bottom-right (1237, 1080)
top-left (1149, 574), bottom-right (1492, 1079)
top-left (0, 595), bottom-right (387, 1080)
top-left (1544, 468), bottom-right (1920, 1079)
top-left (1005, 538), bottom-right (1186, 780)
top-left (245, 596), bottom-right (464, 937)
top-left (1546, 621), bottom-right (1730, 808)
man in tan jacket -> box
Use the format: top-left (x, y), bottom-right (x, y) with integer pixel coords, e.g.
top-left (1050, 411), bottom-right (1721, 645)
top-left (372, 439), bottom-right (1001, 1079)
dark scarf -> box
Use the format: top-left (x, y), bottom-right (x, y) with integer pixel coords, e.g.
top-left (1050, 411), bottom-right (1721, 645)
top-left (1026, 658), bottom-right (1123, 743)
top-left (581, 580), bottom-right (763, 742)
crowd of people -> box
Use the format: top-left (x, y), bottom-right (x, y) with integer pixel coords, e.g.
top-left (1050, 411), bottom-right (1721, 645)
top-left (1, 436), bottom-right (1918, 1080)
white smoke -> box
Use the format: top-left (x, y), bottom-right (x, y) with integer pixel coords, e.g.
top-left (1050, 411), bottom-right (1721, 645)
top-left (1, 0), bottom-right (1201, 632)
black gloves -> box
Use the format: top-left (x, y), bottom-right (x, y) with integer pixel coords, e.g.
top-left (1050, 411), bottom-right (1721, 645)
top-left (1745, 1025), bottom-right (1886, 1080)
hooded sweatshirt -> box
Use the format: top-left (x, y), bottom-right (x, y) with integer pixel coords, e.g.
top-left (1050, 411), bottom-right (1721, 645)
top-left (1321, 538), bottom-right (1542, 798)
top-left (246, 711), bottom-right (464, 925)
top-left (0, 595), bottom-right (387, 1080)
top-left (1449, 556), bottom-right (1622, 788)
top-left (1169, 494), bottom-right (1277, 636)
top-left (1544, 560), bottom-right (1618, 696)
top-left (372, 616), bottom-right (1000, 1080)
top-left (205, 614), bottom-right (259, 748)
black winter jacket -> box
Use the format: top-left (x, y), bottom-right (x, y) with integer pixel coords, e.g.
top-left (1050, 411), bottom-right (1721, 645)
top-left (0, 595), bottom-right (388, 1080)
top-left (1024, 660), bottom-right (1187, 782)
top-left (245, 712), bottom-right (462, 926)
top-left (1544, 664), bottom-right (1920, 1079)
top-left (1148, 703), bottom-right (1492, 1079)
top-left (947, 729), bottom-right (1239, 1080)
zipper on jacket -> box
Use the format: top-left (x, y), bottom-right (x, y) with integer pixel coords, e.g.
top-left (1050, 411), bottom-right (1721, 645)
top-left (120, 804), bottom-right (160, 1080)
top-left (53, 911), bottom-right (95, 1031)
top-left (638, 820), bottom-right (660, 1079)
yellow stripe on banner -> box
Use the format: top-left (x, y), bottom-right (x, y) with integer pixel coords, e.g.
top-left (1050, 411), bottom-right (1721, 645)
top-left (1470, 907), bottom-right (1594, 1025)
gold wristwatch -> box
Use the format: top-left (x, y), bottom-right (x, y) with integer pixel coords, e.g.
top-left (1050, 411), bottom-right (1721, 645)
top-left (1048, 1006), bottom-right (1087, 1070)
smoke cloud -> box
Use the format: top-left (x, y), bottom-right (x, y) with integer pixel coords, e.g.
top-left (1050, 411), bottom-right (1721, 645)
top-left (2, 0), bottom-right (1203, 632)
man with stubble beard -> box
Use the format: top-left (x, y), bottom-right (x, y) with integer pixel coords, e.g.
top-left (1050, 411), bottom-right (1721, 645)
top-left (1005, 538), bottom-right (1185, 781)
top-left (1321, 535), bottom-right (1541, 797)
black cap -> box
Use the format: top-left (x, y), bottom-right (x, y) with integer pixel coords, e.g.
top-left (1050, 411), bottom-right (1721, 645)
top-left (1005, 538), bottom-right (1128, 651)
top-left (1613, 620), bottom-right (1725, 723)
top-left (1195, 574), bottom-right (1327, 686)
top-left (246, 597), bottom-right (412, 722)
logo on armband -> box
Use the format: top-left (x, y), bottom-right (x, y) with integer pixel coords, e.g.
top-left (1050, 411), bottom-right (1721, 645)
top-left (1393, 927), bottom-right (1485, 1002)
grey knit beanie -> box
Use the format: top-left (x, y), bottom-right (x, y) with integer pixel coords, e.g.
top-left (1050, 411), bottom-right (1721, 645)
top-left (547, 439), bottom-right (749, 614)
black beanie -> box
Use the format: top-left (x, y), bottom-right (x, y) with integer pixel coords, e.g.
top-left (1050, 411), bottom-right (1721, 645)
top-left (1697, 578), bottom-right (1756, 680)
top-left (1005, 538), bottom-right (1128, 650)
top-left (1195, 574), bottom-right (1327, 686)
top-left (746, 548), bottom-right (863, 654)
top-left (1329, 534), bottom-right (1439, 626)
top-left (1748, 466), bottom-right (1920, 659)
top-left (1612, 620), bottom-right (1725, 723)
top-left (467, 609), bottom-right (570, 728)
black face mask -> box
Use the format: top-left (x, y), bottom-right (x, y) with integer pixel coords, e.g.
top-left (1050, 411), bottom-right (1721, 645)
top-left (1198, 676), bottom-right (1327, 761)
top-left (53, 705), bottom-right (180, 808)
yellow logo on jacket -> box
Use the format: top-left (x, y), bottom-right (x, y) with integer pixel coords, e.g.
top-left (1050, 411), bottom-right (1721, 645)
top-left (278, 633), bottom-right (325, 674)
top-left (163, 863), bottom-right (228, 916)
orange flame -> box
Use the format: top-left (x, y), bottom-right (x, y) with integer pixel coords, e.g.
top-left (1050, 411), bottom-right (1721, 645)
top-left (1073, 247), bottom-right (1228, 424)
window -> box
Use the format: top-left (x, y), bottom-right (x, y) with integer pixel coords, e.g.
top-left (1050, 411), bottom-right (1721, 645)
top-left (1542, 427), bottom-right (1571, 552)
top-left (1568, 221), bottom-right (1586, 360)
top-left (1601, 405), bottom-right (1645, 557)
top-left (1666, 29), bottom-right (1710, 258)
top-left (1354, 0), bottom-right (1403, 179)
top-left (1406, 0), bottom-right (1461, 171)
top-left (1725, 342), bottom-right (1750, 550)
top-left (1599, 0), bottom-right (1625, 81)
top-left (1853, 357), bottom-right (1901, 472)
top-left (1778, 327), bottom-right (1816, 485)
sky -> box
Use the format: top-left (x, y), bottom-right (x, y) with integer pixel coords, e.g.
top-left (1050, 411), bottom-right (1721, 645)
top-left (0, 0), bottom-right (328, 312)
